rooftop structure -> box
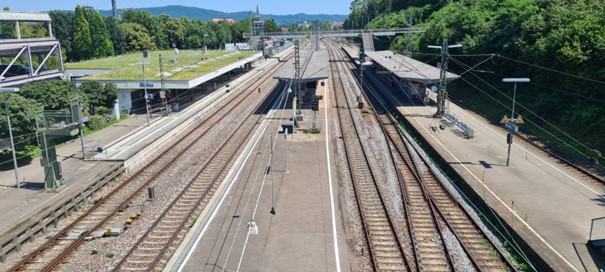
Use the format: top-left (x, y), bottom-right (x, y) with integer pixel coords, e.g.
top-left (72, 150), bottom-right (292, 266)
top-left (365, 50), bottom-right (459, 84)
top-left (211, 18), bottom-right (236, 24)
top-left (273, 49), bottom-right (329, 83)
top-left (0, 11), bottom-right (63, 87)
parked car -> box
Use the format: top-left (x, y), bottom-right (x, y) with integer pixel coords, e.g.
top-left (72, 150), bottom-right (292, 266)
top-left (0, 64), bottom-right (30, 77)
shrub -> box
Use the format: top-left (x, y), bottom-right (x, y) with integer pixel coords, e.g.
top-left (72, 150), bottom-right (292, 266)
top-left (96, 106), bottom-right (109, 115)
top-left (86, 115), bottom-right (106, 131)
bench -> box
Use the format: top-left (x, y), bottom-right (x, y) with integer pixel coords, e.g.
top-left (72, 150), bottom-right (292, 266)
top-left (442, 113), bottom-right (458, 125)
top-left (454, 121), bottom-right (475, 139)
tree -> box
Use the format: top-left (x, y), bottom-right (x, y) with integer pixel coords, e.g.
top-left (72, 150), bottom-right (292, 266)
top-left (0, 94), bottom-right (43, 146)
top-left (263, 18), bottom-right (278, 33)
top-left (122, 9), bottom-right (167, 49)
top-left (78, 81), bottom-right (117, 109)
top-left (19, 80), bottom-right (78, 111)
top-left (160, 14), bottom-right (186, 48)
top-left (73, 5), bottom-right (92, 60)
top-left (84, 7), bottom-right (114, 58)
top-left (105, 16), bottom-right (127, 55)
top-left (121, 22), bottom-right (156, 51)
top-left (49, 10), bottom-right (76, 61)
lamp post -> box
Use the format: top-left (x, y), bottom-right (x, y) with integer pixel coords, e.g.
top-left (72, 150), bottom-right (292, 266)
top-left (135, 61), bottom-right (151, 126)
top-left (203, 34), bottom-right (208, 54)
top-left (502, 78), bottom-right (530, 166)
top-left (64, 73), bottom-right (86, 159)
top-left (0, 85), bottom-right (20, 189)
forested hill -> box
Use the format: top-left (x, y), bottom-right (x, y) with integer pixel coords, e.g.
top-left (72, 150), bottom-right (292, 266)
top-left (345, 0), bottom-right (605, 167)
top-left (98, 5), bottom-right (347, 25)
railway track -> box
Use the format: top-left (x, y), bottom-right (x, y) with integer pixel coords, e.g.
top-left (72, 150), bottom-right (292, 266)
top-left (113, 75), bottom-right (284, 272)
top-left (9, 54), bottom-right (289, 272)
top-left (340, 40), bottom-right (516, 271)
top-left (328, 42), bottom-right (410, 271)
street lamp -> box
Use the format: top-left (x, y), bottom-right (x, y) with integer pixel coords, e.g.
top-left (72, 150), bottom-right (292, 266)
top-left (0, 85), bottom-right (21, 189)
top-left (135, 61), bottom-right (151, 126)
top-left (502, 78), bottom-right (530, 166)
top-left (203, 34), bottom-right (208, 54)
top-left (64, 73), bottom-right (87, 159)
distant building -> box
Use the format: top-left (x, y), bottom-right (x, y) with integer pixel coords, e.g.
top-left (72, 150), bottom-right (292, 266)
top-left (331, 22), bottom-right (343, 29)
top-left (298, 21), bottom-right (311, 29)
top-left (280, 28), bottom-right (289, 33)
top-left (211, 18), bottom-right (236, 24)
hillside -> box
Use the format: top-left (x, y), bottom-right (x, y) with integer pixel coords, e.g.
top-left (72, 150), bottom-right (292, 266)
top-left (98, 5), bottom-right (347, 24)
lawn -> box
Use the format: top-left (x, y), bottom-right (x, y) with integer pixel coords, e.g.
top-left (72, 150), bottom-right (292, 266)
top-left (65, 50), bottom-right (260, 81)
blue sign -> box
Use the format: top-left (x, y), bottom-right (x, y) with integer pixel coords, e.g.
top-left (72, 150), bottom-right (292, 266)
top-left (505, 123), bottom-right (519, 133)
top-left (139, 82), bottom-right (154, 88)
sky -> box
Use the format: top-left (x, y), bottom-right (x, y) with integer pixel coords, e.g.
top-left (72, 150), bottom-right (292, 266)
top-left (2, 0), bottom-right (352, 15)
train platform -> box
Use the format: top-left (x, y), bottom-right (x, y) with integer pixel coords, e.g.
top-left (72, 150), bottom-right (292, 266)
top-left (394, 91), bottom-right (605, 271)
top-left (166, 79), bottom-right (353, 271)
top-left (0, 115), bottom-right (147, 238)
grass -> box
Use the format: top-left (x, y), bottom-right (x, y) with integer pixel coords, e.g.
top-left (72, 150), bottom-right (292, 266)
top-left (1, 218), bottom-right (31, 238)
top-left (65, 49), bottom-right (260, 81)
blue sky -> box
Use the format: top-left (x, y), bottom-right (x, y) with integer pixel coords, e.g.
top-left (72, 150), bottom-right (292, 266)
top-left (3, 1), bottom-right (352, 15)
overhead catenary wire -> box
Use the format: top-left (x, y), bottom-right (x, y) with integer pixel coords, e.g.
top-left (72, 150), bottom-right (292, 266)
top-left (449, 56), bottom-right (604, 160)
top-left (450, 56), bottom-right (605, 103)
top-left (495, 54), bottom-right (605, 85)
top-left (453, 68), bottom-right (598, 162)
top-left (220, 80), bottom-right (292, 271)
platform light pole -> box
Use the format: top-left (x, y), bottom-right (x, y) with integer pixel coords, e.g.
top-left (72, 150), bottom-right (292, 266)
top-left (1, 85), bottom-right (21, 189)
top-left (203, 34), bottom-right (208, 54)
top-left (428, 39), bottom-right (461, 118)
top-left (502, 78), bottom-right (530, 166)
top-left (64, 73), bottom-right (86, 159)
top-left (135, 61), bottom-right (151, 126)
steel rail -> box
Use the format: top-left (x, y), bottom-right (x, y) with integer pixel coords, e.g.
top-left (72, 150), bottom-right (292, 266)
top-left (113, 80), bottom-right (284, 272)
top-left (345, 39), bottom-right (516, 271)
top-left (9, 53), bottom-right (290, 272)
top-left (327, 40), bottom-right (410, 271)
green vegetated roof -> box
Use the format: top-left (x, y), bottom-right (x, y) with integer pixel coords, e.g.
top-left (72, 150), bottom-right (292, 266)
top-left (65, 50), bottom-right (259, 81)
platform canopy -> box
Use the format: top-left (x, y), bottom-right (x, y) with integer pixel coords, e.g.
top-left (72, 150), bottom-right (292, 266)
top-left (0, 12), bottom-right (51, 22)
top-left (273, 49), bottom-right (329, 84)
top-left (365, 50), bottom-right (459, 84)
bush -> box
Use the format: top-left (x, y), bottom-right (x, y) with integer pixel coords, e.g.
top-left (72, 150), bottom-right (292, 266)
top-left (86, 115), bottom-right (107, 131)
top-left (96, 106), bottom-right (109, 115)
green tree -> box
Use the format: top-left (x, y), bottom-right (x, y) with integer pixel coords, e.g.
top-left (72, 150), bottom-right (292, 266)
top-left (0, 94), bottom-right (43, 145)
top-left (49, 10), bottom-right (76, 61)
top-left (78, 81), bottom-right (117, 109)
top-left (121, 22), bottom-right (156, 51)
top-left (73, 5), bottom-right (92, 60)
top-left (263, 18), bottom-right (278, 33)
top-left (84, 7), bottom-right (114, 58)
top-left (122, 9), bottom-right (166, 49)
top-left (19, 80), bottom-right (78, 111)
top-left (105, 16), bottom-right (127, 55)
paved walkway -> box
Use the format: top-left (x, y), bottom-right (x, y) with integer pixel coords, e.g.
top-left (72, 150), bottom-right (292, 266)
top-left (0, 114), bottom-right (148, 235)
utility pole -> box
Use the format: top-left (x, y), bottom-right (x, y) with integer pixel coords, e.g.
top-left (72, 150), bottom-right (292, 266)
top-left (428, 39), bottom-right (461, 118)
